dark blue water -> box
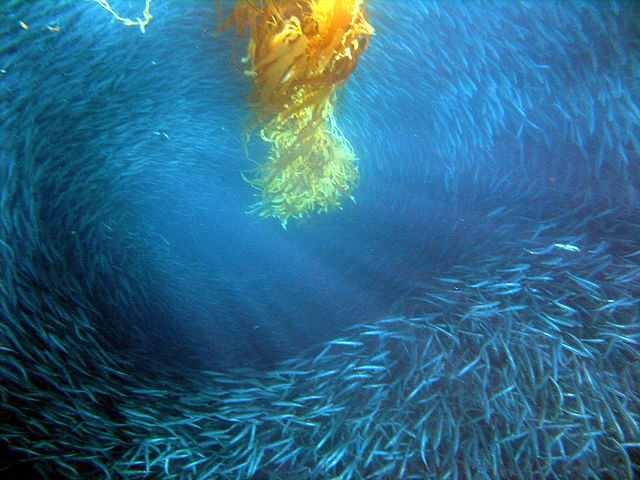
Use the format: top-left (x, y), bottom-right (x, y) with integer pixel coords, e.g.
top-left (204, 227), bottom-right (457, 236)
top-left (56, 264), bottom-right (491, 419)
top-left (1, 1), bottom-right (638, 478)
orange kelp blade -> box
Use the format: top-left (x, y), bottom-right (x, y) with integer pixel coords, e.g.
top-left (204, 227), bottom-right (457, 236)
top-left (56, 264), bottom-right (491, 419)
top-left (218, 0), bottom-right (374, 226)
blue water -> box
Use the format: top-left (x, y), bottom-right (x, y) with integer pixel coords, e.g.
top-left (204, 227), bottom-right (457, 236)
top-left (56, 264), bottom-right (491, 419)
top-left (1, 1), bottom-right (638, 478)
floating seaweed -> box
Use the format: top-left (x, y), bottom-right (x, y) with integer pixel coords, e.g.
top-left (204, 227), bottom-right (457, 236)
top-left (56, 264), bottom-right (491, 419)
top-left (218, 0), bottom-right (374, 226)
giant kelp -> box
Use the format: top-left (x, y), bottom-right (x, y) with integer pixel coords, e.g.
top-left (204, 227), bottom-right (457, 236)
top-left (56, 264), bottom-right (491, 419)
top-left (218, 0), bottom-right (374, 226)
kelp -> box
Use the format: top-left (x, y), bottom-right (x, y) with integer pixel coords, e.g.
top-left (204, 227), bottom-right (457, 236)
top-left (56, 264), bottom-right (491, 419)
top-left (92, 0), bottom-right (152, 33)
top-left (219, 0), bottom-right (374, 226)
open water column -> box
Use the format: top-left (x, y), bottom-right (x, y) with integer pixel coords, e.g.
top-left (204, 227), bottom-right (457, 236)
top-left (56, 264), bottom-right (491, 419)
top-left (1, 1), bottom-right (639, 479)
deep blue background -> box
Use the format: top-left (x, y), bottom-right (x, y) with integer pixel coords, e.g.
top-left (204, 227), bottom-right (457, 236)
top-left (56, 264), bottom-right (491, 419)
top-left (1, 0), bottom-right (637, 369)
